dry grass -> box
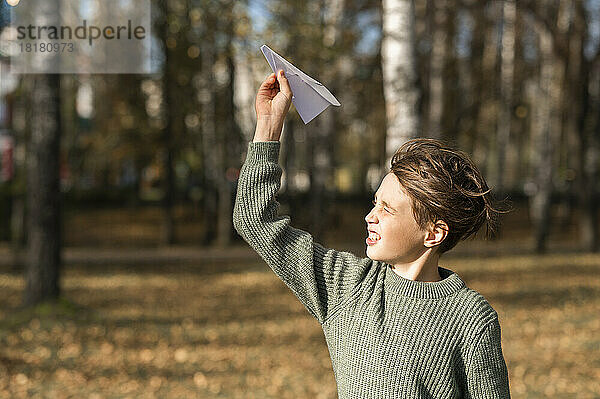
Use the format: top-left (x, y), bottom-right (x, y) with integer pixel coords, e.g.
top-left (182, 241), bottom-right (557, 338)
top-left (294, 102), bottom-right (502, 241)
top-left (0, 251), bottom-right (599, 398)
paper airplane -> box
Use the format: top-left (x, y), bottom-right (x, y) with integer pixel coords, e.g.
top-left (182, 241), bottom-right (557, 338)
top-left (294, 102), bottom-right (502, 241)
top-left (260, 44), bottom-right (341, 124)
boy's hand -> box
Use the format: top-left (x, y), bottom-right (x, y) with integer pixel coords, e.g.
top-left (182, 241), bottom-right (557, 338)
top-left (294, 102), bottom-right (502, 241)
top-left (253, 70), bottom-right (293, 142)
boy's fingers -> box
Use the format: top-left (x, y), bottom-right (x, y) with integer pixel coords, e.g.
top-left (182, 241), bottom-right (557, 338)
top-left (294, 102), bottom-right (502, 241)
top-left (259, 73), bottom-right (277, 89)
top-left (276, 70), bottom-right (293, 99)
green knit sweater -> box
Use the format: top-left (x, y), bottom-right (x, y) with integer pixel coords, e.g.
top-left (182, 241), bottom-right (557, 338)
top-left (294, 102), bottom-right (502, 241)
top-left (233, 141), bottom-right (511, 399)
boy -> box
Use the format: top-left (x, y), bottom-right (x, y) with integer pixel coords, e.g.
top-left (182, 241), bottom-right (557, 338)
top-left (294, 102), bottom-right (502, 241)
top-left (233, 70), bottom-right (511, 398)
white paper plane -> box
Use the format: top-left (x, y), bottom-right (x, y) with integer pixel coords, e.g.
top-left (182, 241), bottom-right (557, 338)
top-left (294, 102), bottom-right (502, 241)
top-left (260, 44), bottom-right (341, 124)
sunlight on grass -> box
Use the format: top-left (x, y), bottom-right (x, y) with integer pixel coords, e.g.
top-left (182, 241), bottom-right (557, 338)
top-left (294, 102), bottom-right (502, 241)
top-left (1, 253), bottom-right (599, 398)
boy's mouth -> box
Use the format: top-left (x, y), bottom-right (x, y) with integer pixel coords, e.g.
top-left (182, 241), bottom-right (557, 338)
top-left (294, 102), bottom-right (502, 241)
top-left (366, 230), bottom-right (381, 245)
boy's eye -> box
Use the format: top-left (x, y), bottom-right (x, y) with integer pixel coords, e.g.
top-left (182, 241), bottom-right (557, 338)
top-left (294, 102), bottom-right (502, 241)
top-left (372, 200), bottom-right (392, 214)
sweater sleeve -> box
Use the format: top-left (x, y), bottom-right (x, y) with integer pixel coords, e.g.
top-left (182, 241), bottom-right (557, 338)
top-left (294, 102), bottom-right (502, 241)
top-left (232, 141), bottom-right (372, 324)
top-left (465, 317), bottom-right (511, 399)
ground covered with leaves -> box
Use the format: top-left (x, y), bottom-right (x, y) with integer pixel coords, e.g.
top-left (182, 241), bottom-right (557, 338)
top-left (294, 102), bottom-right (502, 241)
top-left (1, 249), bottom-right (599, 398)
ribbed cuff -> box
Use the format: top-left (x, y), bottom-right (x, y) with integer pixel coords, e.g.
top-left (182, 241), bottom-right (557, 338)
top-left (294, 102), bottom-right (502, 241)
top-left (246, 141), bottom-right (281, 163)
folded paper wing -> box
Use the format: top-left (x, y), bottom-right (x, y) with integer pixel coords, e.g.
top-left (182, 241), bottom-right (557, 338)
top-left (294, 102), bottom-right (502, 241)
top-left (260, 44), bottom-right (341, 124)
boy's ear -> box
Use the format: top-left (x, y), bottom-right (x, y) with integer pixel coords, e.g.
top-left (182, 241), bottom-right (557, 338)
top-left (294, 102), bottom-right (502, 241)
top-left (424, 220), bottom-right (449, 249)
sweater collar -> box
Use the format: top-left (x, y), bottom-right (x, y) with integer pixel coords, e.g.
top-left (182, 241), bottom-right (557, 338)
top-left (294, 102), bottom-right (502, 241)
top-left (383, 263), bottom-right (466, 299)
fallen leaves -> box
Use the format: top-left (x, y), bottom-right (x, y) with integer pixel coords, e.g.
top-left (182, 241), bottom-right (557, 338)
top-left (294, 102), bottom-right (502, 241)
top-left (0, 252), bottom-right (598, 398)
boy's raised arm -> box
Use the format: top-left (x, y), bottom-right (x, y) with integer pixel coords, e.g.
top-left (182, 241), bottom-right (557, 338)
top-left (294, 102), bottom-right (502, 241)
top-left (232, 71), bottom-right (372, 324)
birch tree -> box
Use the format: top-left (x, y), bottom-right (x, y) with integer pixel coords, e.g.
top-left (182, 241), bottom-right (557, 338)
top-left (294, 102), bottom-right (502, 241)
top-left (233, 45), bottom-right (256, 142)
top-left (529, 7), bottom-right (565, 253)
top-left (381, 0), bottom-right (420, 166)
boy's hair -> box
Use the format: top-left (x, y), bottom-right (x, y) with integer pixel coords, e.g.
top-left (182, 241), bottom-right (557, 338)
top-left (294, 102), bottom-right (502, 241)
top-left (390, 138), bottom-right (511, 255)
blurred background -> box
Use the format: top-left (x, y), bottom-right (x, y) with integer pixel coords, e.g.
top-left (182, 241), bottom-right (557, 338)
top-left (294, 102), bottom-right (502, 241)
top-left (0, 0), bottom-right (599, 397)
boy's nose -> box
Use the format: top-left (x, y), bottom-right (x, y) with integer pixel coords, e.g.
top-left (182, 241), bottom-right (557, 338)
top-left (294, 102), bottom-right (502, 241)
top-left (365, 209), bottom-right (377, 224)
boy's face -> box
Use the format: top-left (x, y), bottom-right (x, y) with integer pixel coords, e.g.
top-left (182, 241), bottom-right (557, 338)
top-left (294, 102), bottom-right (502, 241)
top-left (365, 173), bottom-right (429, 265)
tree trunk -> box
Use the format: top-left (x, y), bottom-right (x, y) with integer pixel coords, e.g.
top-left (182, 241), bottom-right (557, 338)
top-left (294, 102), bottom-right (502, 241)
top-left (215, 47), bottom-right (237, 247)
top-left (307, 0), bottom-right (344, 241)
top-left (233, 46), bottom-right (256, 142)
top-left (23, 74), bottom-right (62, 306)
top-left (425, 0), bottom-right (457, 142)
top-left (510, 9), bottom-right (527, 192)
top-left (10, 77), bottom-right (32, 272)
top-left (282, 118), bottom-right (295, 194)
top-left (200, 34), bottom-right (218, 246)
top-left (309, 110), bottom-right (334, 241)
top-left (10, 194), bottom-right (26, 270)
top-left (529, 21), bottom-right (563, 253)
top-left (466, 2), bottom-right (485, 158)
top-left (565, 3), bottom-right (598, 251)
top-left (160, 145), bottom-right (176, 245)
top-left (496, 0), bottom-right (516, 196)
top-left (577, 79), bottom-right (599, 252)
top-left (381, 0), bottom-right (420, 167)
top-left (476, 2), bottom-right (501, 181)
top-left (577, 55), bottom-right (599, 251)
top-left (582, 75), bottom-right (599, 251)
top-left (426, 0), bottom-right (446, 139)
top-left (159, 0), bottom-right (176, 246)
top-left (440, 0), bottom-right (457, 144)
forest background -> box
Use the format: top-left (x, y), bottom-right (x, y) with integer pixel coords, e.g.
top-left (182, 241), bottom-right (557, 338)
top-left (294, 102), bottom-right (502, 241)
top-left (0, 0), bottom-right (599, 397)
